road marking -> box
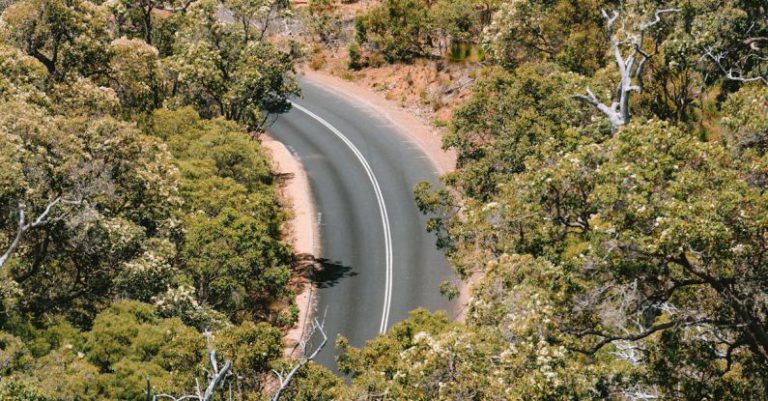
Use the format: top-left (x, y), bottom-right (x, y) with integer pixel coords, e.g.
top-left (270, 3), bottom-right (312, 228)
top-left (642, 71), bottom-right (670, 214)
top-left (290, 101), bottom-right (394, 334)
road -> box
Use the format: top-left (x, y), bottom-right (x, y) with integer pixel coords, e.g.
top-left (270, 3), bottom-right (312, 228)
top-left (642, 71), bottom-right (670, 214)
top-left (268, 78), bottom-right (456, 370)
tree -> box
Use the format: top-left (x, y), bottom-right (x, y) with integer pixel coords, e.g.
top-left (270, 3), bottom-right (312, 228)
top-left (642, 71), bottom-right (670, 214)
top-left (304, 0), bottom-right (343, 48)
top-left (469, 120), bottom-right (768, 397)
top-left (720, 85), bottom-right (768, 155)
top-left (0, 198), bottom-right (81, 270)
top-left (482, 0), bottom-right (609, 74)
top-left (1, 0), bottom-right (112, 79)
top-left (227, 0), bottom-right (288, 42)
top-left (573, 8), bottom-right (679, 132)
top-left (695, 0), bottom-right (768, 86)
top-left (0, 43), bottom-right (47, 104)
top-left (270, 318), bottom-right (328, 401)
top-left (443, 63), bottom-right (598, 201)
top-left (0, 102), bottom-right (181, 323)
top-left (354, 0), bottom-right (433, 63)
top-left (149, 109), bottom-right (292, 324)
top-left (170, 0), bottom-right (299, 132)
top-left (148, 317), bottom-right (327, 401)
top-left (108, 37), bottom-right (164, 117)
top-left (430, 0), bottom-right (482, 51)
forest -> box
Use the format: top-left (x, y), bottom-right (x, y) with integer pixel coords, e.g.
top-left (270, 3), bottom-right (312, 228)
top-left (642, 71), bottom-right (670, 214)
top-left (0, 0), bottom-right (767, 399)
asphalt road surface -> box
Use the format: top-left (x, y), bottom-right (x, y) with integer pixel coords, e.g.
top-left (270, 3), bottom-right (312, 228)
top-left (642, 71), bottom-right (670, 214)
top-left (268, 78), bottom-right (456, 370)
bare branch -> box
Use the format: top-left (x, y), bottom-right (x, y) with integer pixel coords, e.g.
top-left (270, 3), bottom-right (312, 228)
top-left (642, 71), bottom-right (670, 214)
top-left (571, 318), bottom-right (725, 355)
top-left (271, 317), bottom-right (328, 401)
top-left (159, 0), bottom-right (197, 12)
top-left (639, 9), bottom-right (680, 31)
top-left (149, 332), bottom-right (232, 401)
top-left (703, 47), bottom-right (768, 85)
top-left (744, 37), bottom-right (768, 51)
top-left (0, 197), bottom-right (82, 269)
top-left (574, 9), bottom-right (679, 132)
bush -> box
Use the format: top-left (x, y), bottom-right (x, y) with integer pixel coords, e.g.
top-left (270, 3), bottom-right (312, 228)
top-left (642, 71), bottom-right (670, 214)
top-left (354, 0), bottom-right (432, 63)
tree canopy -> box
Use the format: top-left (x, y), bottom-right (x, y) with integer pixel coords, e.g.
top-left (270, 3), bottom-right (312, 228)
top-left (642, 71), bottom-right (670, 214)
top-left (0, 0), bottom-right (302, 398)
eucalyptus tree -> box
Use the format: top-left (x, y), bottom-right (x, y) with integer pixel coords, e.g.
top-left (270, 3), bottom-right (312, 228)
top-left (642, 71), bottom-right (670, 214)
top-left (1, 0), bottom-right (112, 79)
top-left (573, 8), bottom-right (679, 132)
top-left (694, 0), bottom-right (768, 85)
top-left (169, 0), bottom-right (298, 133)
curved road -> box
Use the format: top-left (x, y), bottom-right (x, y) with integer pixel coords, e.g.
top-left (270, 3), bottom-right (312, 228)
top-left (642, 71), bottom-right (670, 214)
top-left (269, 79), bottom-right (455, 369)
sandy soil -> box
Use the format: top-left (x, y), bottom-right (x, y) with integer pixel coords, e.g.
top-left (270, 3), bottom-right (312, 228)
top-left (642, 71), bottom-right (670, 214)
top-left (261, 135), bottom-right (319, 357)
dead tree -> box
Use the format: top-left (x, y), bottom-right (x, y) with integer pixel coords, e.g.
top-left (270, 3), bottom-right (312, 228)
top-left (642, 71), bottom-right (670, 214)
top-left (0, 197), bottom-right (81, 269)
top-left (704, 44), bottom-right (768, 86)
top-left (149, 318), bottom-right (327, 401)
top-left (152, 332), bottom-right (233, 401)
top-left (574, 8), bottom-right (679, 133)
top-left (271, 317), bottom-right (328, 401)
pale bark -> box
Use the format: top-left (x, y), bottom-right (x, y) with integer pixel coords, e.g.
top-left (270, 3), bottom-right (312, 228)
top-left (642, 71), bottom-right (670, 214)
top-left (152, 332), bottom-right (233, 401)
top-left (149, 319), bottom-right (327, 401)
top-left (704, 47), bottom-right (768, 86)
top-left (271, 317), bottom-right (328, 401)
top-left (574, 9), bottom-right (679, 133)
top-left (0, 197), bottom-right (80, 269)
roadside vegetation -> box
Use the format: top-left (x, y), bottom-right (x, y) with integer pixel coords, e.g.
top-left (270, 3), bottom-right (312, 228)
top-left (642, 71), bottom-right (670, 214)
top-left (0, 0), bottom-right (308, 398)
top-left (294, 0), bottom-right (768, 399)
top-left (2, 0), bottom-right (768, 399)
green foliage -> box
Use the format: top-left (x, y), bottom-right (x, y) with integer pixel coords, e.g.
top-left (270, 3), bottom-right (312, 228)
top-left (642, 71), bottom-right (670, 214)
top-left (0, 302), bottom-right (206, 400)
top-left (354, 0), bottom-right (433, 63)
top-left (406, 117), bottom-right (768, 399)
top-left (277, 362), bottom-right (343, 401)
top-left (169, 0), bottom-right (299, 131)
top-left (305, 0), bottom-right (343, 47)
top-left (0, 0), bottom-right (301, 397)
top-left (347, 41), bottom-right (364, 70)
top-left (385, 3), bottom-right (768, 397)
top-left (483, 0), bottom-right (610, 74)
top-left (151, 108), bottom-right (293, 325)
top-left (430, 0), bottom-right (481, 43)
top-left (444, 63), bottom-right (601, 201)
top-left (689, 0), bottom-right (768, 83)
top-left (1, 0), bottom-right (112, 79)
top-left (720, 85), bottom-right (768, 156)
top-left (0, 102), bottom-right (180, 323)
top-left (214, 320), bottom-right (283, 392)
top-left (0, 43), bottom-right (47, 104)
top-left (0, 381), bottom-right (51, 401)
top-left (109, 37), bottom-right (163, 117)
top-left (353, 0), bottom-right (492, 63)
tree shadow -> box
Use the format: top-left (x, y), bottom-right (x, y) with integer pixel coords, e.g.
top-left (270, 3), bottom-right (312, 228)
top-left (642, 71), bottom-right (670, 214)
top-left (313, 258), bottom-right (357, 289)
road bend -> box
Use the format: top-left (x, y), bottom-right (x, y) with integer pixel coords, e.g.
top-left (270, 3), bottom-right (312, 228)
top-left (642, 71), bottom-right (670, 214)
top-left (268, 78), bottom-right (455, 370)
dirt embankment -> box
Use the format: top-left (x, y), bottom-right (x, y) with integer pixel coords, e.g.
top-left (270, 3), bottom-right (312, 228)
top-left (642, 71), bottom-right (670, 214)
top-left (307, 53), bottom-right (478, 124)
top-left (261, 135), bottom-right (319, 356)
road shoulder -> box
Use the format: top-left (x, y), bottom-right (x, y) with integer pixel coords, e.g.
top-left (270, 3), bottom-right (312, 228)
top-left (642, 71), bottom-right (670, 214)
top-left (261, 134), bottom-right (318, 357)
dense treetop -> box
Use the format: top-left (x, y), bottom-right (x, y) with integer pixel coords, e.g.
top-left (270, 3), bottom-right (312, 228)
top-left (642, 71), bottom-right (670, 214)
top-left (324, 0), bottom-right (768, 400)
top-left (0, 0), bottom-right (302, 398)
top-left (2, 0), bottom-right (768, 399)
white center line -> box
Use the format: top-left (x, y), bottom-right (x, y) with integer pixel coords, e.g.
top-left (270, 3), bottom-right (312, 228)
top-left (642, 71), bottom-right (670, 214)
top-left (290, 101), bottom-right (394, 334)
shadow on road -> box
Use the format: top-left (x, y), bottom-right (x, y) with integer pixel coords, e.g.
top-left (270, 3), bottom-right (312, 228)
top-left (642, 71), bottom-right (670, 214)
top-left (314, 258), bottom-right (357, 288)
